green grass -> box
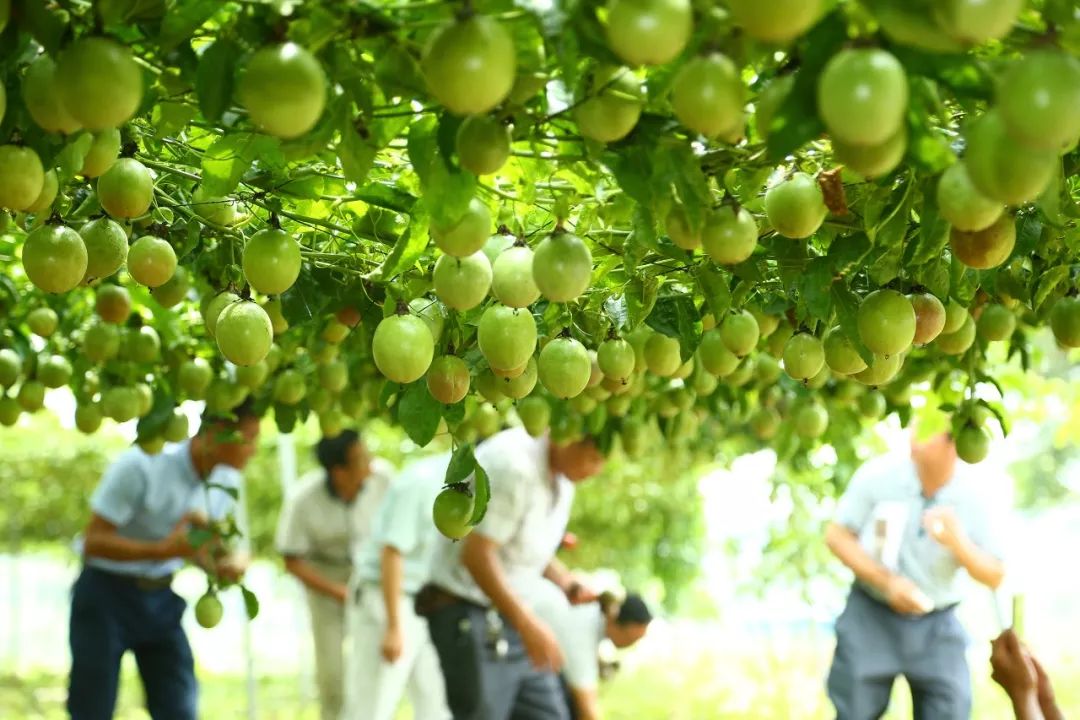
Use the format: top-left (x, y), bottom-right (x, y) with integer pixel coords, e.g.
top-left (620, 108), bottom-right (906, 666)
top-left (3, 641), bottom-right (1078, 719)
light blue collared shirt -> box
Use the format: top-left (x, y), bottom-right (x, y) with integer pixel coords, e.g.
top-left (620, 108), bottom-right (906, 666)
top-left (83, 440), bottom-right (241, 578)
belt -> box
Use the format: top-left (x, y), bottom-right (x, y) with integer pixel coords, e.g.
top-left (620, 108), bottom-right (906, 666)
top-left (853, 584), bottom-right (959, 616)
top-left (88, 566), bottom-right (174, 591)
top-left (414, 583), bottom-right (486, 617)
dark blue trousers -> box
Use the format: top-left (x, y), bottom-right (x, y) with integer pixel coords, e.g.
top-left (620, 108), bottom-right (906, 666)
top-left (827, 586), bottom-right (972, 720)
top-left (67, 566), bottom-right (197, 720)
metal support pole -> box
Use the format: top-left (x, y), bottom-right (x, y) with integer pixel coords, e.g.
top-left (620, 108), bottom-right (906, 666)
top-left (236, 461), bottom-right (257, 720)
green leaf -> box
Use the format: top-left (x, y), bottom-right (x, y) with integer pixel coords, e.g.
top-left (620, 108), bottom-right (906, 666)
top-left (469, 463), bottom-right (490, 526)
top-left (800, 258), bottom-right (833, 322)
top-left (827, 233), bottom-right (872, 275)
top-left (159, 0), bottom-right (219, 51)
top-left (645, 294), bottom-right (701, 360)
top-left (407, 115), bottom-right (476, 227)
top-left (445, 443), bottom-right (478, 485)
top-left (371, 214), bottom-right (430, 282)
top-left (397, 380), bottom-right (441, 447)
top-left (695, 265), bottom-right (731, 319)
top-left (241, 585), bottom-right (260, 621)
top-left (55, 133), bottom-right (94, 182)
top-left (196, 40), bottom-right (241, 123)
top-left (1034, 265), bottom-right (1071, 310)
top-left (187, 527), bottom-right (214, 549)
top-left (831, 282), bottom-right (874, 365)
top-left (625, 276), bottom-right (659, 330)
top-left (206, 482), bottom-right (239, 500)
top-left (201, 133), bottom-right (281, 196)
top-left (338, 121), bottom-right (378, 186)
top-left (1014, 214), bottom-right (1043, 259)
top-left (909, 186), bottom-right (950, 266)
top-left (136, 392), bottom-right (174, 441)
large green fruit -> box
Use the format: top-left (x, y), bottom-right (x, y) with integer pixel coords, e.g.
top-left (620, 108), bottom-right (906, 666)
top-left (857, 290), bottom-right (915, 357)
top-left (192, 186), bottom-right (244, 227)
top-left (501, 356), bottom-right (538, 399)
top-left (598, 338), bottom-right (636, 383)
top-left (935, 0), bottom-right (1022, 45)
top-left (0, 145), bottom-right (45, 211)
top-left (665, 204), bottom-right (701, 250)
top-left (98, 158), bottom-right (153, 219)
top-left (909, 292), bottom-right (947, 345)
top-left (456, 114), bottom-right (511, 175)
top-left (475, 369), bottom-right (506, 403)
top-left (216, 301), bottom-right (273, 367)
top-left (936, 313), bottom-right (976, 355)
top-left (964, 110), bottom-right (1056, 205)
top-left (832, 128), bottom-right (907, 180)
top-left (574, 65), bottom-right (643, 143)
top-left (698, 329), bottom-right (739, 377)
top-left (1, 349), bottom-right (23, 387)
top-left (273, 369), bottom-right (307, 405)
top-left (102, 385), bottom-right (139, 421)
top-left (532, 231), bottom-right (592, 303)
top-left (852, 352), bottom-right (903, 387)
top-left (235, 360), bottom-right (269, 390)
top-left (427, 355), bottom-right (470, 404)
top-left (823, 326), bottom-right (868, 375)
top-left (243, 229), bottom-right (302, 295)
top-left (538, 337), bottom-right (591, 399)
top-left (727, 0), bottom-right (824, 43)
top-left (26, 170), bottom-right (59, 214)
top-left (80, 129), bottom-right (122, 177)
top-left (858, 389), bottom-right (887, 418)
top-left (750, 406), bottom-right (781, 440)
top-left (237, 43), bottom-right (327, 139)
top-left (644, 333), bottom-right (681, 377)
top-left (518, 395), bottom-right (551, 437)
top-left (431, 198), bottom-right (492, 257)
top-left (373, 314), bottom-right (435, 384)
top-left (949, 214), bottom-right (1015, 270)
top-left (95, 284), bottom-right (131, 324)
top-left (75, 403), bottom-right (103, 434)
top-left (124, 326), bottom-right (161, 364)
top-left (23, 55), bottom-right (81, 134)
top-left (936, 162), bottom-right (1003, 232)
top-left (755, 74), bottom-right (794, 140)
top-left (720, 310), bottom-right (760, 357)
top-left (317, 359), bottom-right (349, 394)
top-left (955, 424), bottom-right (990, 464)
top-left (195, 592), bottom-right (224, 629)
top-left (0, 397), bottom-right (20, 427)
top-left (998, 50), bottom-right (1080, 153)
top-left (17, 380), bottom-right (46, 412)
top-left (204, 292), bottom-right (240, 338)
top-left (794, 402), bottom-right (829, 439)
top-left (1049, 296), bottom-right (1080, 348)
top-left (977, 303), bottom-right (1016, 342)
top-left (764, 173), bottom-right (827, 239)
top-left (37, 354), bottom-right (72, 389)
top-left (783, 333), bottom-right (825, 381)
top-left (56, 38), bottom-right (142, 130)
top-left (26, 307), bottom-right (58, 338)
top-left (422, 16), bottom-right (516, 115)
top-left (433, 252), bottom-right (492, 311)
top-left (605, 0), bottom-right (691, 66)
top-left (127, 236), bottom-right (177, 288)
top-left (492, 245), bottom-right (540, 308)
top-left (671, 53), bottom-right (743, 139)
top-left (478, 304), bottom-right (537, 373)
top-left (702, 206), bottom-right (758, 265)
top-left (818, 49), bottom-right (908, 146)
top-left (22, 224), bottom-right (88, 293)
top-left (942, 299), bottom-right (968, 334)
top-left (433, 485), bottom-right (475, 540)
top-left (178, 358), bottom-right (213, 398)
top-left (163, 411), bottom-right (189, 442)
top-left (151, 267), bottom-right (190, 308)
top-left (409, 297), bottom-right (445, 343)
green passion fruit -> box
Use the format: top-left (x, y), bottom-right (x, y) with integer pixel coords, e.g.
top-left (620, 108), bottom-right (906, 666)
top-left (433, 252), bottom-right (492, 311)
top-left (574, 65), bottom-right (643, 144)
top-left (997, 50), bottom-right (1080, 153)
top-left (605, 0), bottom-right (692, 67)
top-left (243, 228), bottom-right (302, 295)
top-left (702, 206), bottom-right (758, 265)
top-left (817, 48), bottom-right (909, 147)
top-left (456, 114), bottom-right (512, 175)
top-left (857, 290), bottom-right (916, 357)
top-left (22, 224), bottom-right (88, 293)
top-left (237, 43), bottom-right (327, 139)
top-left (127, 236), bottom-right (177, 288)
top-left (764, 173), bottom-right (827, 239)
top-left (372, 313), bottom-right (435, 384)
top-left (783, 333), bottom-right (825, 381)
top-left (427, 355), bottom-right (471, 404)
top-left (671, 53), bottom-right (744, 139)
top-left (936, 162), bottom-right (1003, 232)
top-left (0, 145), bottom-right (45, 211)
top-left (726, 0), bottom-right (824, 43)
top-left (538, 337), bottom-right (592, 399)
top-left (949, 214), bottom-right (1016, 270)
top-left (823, 326), bottom-right (868, 375)
top-left (97, 158), bottom-right (154, 219)
top-left (532, 231), bottom-right (592, 303)
top-left (1050, 296), bottom-right (1080, 348)
top-left (492, 245), bottom-right (541, 308)
top-left (963, 110), bottom-right (1056, 206)
top-left (720, 310), bottom-right (760, 357)
top-left (22, 55), bottom-right (81, 134)
top-left (431, 198), bottom-right (492, 257)
top-left (422, 16), bottom-right (516, 116)
top-left (477, 304), bottom-right (537, 374)
top-left (56, 37), bottom-right (143, 130)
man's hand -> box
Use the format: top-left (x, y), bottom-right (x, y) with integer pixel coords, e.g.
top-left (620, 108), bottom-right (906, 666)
top-left (923, 506), bottom-right (968, 554)
top-left (566, 580), bottom-right (599, 605)
top-left (157, 518), bottom-right (198, 559)
top-left (381, 624), bottom-right (404, 663)
top-left (518, 613), bottom-right (564, 672)
top-left (215, 552), bottom-right (250, 583)
top-left (884, 575), bottom-right (932, 615)
top-left (991, 630), bottom-right (1039, 705)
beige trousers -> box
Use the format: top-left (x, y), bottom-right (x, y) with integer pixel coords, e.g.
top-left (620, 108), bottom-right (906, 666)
top-left (306, 562), bottom-right (351, 720)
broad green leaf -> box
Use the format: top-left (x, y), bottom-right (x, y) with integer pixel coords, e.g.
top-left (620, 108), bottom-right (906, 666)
top-left (446, 443), bottom-right (478, 485)
top-left (196, 40), bottom-right (241, 123)
top-left (1034, 265), bottom-right (1071, 310)
top-left (201, 133), bottom-right (281, 196)
top-left (159, 0), bottom-right (220, 51)
top-left (625, 276), bottom-right (659, 330)
top-left (241, 585), bottom-right (260, 620)
top-left (695, 265), bottom-right (732, 320)
top-left (469, 464), bottom-right (490, 526)
top-left (55, 133), bottom-right (94, 182)
top-left (646, 294), bottom-right (701, 360)
top-left (135, 392), bottom-right (175, 440)
top-left (371, 214), bottom-right (430, 282)
top-left (407, 115), bottom-right (475, 227)
top-left (396, 380), bottom-right (441, 447)
top-left (800, 258), bottom-right (833, 322)
top-left (338, 122), bottom-right (378, 185)
top-left (831, 282), bottom-right (874, 365)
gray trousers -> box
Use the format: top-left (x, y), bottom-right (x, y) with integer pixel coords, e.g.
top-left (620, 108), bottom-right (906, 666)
top-left (427, 599), bottom-right (569, 720)
top-left (827, 587), bottom-right (972, 720)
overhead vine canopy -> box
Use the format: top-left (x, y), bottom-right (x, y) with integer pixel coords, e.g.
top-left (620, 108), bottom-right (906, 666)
top-left (2, 0), bottom-right (1080, 503)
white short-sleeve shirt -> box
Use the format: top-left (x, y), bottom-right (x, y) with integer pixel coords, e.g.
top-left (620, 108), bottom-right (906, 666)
top-left (429, 428), bottom-right (574, 606)
top-left (527, 578), bottom-right (605, 691)
top-left (275, 458), bottom-right (393, 568)
top-left (835, 452), bottom-right (1009, 608)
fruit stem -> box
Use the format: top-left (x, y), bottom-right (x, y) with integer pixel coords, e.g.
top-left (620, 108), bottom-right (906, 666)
top-left (455, 0), bottom-right (475, 21)
top-left (395, 300), bottom-right (409, 316)
top-left (121, 142), bottom-right (139, 158)
top-left (268, 213), bottom-right (281, 230)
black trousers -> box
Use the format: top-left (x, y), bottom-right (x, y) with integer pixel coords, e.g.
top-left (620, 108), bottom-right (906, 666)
top-left (427, 598), bottom-right (569, 720)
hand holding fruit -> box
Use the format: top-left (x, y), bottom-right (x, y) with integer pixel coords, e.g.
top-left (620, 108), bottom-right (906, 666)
top-left (884, 574), bottom-right (932, 615)
top-left (923, 506), bottom-right (967, 554)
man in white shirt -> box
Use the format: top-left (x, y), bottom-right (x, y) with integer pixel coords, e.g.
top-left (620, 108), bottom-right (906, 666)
top-left (825, 428), bottom-right (1008, 720)
top-left (275, 430), bottom-right (392, 720)
top-left (340, 451), bottom-right (453, 720)
top-left (419, 427), bottom-right (606, 720)
top-left (530, 581), bottom-right (653, 720)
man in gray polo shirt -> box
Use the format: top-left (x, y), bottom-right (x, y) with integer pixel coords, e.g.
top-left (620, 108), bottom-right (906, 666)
top-left (69, 399), bottom-right (260, 720)
top-left (825, 428), bottom-right (1008, 720)
top-left (420, 427), bottom-right (606, 720)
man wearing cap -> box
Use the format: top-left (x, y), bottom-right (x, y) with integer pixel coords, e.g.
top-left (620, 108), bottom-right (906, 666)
top-left (275, 430), bottom-right (393, 720)
top-left (69, 399), bottom-right (261, 720)
top-left (420, 427), bottom-right (606, 720)
top-left (825, 428), bottom-right (1009, 719)
top-left (340, 451), bottom-right (453, 720)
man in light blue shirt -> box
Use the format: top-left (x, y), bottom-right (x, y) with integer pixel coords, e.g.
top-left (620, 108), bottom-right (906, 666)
top-left (68, 399), bottom-right (261, 720)
top-left (340, 451), bottom-right (452, 720)
top-left (825, 429), bottom-right (1008, 720)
